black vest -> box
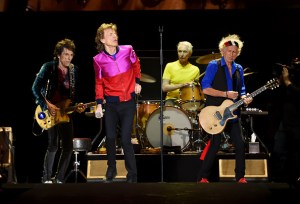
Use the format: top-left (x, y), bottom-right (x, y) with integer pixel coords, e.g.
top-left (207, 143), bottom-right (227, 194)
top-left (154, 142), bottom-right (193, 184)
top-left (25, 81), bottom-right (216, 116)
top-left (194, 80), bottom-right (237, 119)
top-left (205, 60), bottom-right (228, 106)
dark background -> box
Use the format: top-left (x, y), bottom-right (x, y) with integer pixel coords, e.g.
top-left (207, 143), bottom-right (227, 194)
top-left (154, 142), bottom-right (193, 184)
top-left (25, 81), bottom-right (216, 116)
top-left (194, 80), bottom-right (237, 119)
top-left (0, 8), bottom-right (300, 183)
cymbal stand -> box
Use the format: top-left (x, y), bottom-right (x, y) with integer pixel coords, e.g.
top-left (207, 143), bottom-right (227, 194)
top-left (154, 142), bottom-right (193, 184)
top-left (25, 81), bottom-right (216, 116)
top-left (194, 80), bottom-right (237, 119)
top-left (193, 128), bottom-right (208, 153)
top-left (182, 112), bottom-right (207, 152)
top-left (182, 129), bottom-right (197, 152)
top-left (174, 127), bottom-right (204, 152)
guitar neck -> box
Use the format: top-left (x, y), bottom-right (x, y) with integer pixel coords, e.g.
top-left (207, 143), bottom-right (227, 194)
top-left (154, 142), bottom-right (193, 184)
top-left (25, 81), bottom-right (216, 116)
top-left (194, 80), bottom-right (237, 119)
top-left (228, 85), bottom-right (268, 112)
top-left (64, 101), bottom-right (96, 113)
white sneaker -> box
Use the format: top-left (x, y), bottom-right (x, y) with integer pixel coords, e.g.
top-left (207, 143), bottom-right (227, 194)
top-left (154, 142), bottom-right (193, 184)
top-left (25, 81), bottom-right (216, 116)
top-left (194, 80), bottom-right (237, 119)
top-left (55, 180), bottom-right (63, 184)
top-left (43, 180), bottom-right (53, 184)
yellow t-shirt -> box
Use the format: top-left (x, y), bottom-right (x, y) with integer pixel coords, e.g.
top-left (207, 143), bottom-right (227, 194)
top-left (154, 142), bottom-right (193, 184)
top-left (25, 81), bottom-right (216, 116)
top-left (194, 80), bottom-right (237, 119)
top-left (163, 60), bottom-right (200, 100)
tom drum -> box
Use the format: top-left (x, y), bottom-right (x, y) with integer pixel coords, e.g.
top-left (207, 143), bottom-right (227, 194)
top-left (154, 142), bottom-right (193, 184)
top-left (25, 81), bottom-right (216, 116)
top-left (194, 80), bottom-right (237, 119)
top-left (179, 84), bottom-right (205, 111)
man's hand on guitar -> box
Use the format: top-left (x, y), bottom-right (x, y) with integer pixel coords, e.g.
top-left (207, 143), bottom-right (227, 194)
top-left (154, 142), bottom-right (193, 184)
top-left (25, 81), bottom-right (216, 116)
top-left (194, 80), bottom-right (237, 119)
top-left (46, 101), bottom-right (60, 116)
top-left (226, 91), bottom-right (238, 100)
top-left (75, 103), bottom-right (86, 113)
top-left (242, 93), bottom-right (253, 106)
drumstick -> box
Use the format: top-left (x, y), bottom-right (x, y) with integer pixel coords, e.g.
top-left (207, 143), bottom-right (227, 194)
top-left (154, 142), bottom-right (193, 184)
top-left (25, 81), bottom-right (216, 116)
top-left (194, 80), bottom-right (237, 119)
top-left (199, 71), bottom-right (206, 78)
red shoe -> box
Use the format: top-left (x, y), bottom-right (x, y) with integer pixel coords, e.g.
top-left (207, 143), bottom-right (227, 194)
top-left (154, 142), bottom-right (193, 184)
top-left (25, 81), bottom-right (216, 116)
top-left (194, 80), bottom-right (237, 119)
top-left (198, 178), bottom-right (209, 183)
top-left (238, 178), bottom-right (247, 183)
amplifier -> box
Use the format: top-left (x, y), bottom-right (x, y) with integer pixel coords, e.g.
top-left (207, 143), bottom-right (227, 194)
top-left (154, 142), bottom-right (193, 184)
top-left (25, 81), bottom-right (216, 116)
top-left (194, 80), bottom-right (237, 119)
top-left (219, 159), bottom-right (268, 181)
top-left (0, 127), bottom-right (13, 166)
top-left (87, 158), bottom-right (127, 182)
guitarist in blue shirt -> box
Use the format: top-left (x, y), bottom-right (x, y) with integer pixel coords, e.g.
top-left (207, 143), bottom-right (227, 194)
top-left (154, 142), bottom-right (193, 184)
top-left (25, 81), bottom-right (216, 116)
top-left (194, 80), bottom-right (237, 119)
top-left (32, 38), bottom-right (87, 184)
top-left (197, 34), bottom-right (253, 183)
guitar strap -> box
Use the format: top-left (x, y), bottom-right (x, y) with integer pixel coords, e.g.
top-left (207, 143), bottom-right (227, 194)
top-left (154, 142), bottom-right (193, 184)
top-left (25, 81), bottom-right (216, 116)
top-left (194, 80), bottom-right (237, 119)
top-left (233, 67), bottom-right (241, 98)
top-left (69, 64), bottom-right (75, 100)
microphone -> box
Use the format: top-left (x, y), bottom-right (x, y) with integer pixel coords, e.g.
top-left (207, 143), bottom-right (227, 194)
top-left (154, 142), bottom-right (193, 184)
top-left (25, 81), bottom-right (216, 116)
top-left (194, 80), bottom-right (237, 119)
top-left (166, 126), bottom-right (189, 131)
top-left (167, 126), bottom-right (173, 131)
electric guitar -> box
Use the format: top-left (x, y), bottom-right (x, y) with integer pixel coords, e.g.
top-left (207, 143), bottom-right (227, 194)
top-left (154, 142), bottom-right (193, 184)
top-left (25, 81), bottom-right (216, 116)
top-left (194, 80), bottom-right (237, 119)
top-left (199, 78), bottom-right (279, 135)
top-left (34, 99), bottom-right (96, 130)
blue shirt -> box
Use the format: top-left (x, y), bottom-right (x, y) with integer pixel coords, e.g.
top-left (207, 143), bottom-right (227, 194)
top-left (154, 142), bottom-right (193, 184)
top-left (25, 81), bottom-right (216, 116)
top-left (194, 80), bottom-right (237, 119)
top-left (201, 57), bottom-right (246, 99)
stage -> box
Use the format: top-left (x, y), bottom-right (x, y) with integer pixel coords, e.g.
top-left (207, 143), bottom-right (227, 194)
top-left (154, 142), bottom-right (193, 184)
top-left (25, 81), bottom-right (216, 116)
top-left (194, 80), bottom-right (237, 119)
top-left (1, 182), bottom-right (299, 204)
top-left (85, 152), bottom-right (269, 183)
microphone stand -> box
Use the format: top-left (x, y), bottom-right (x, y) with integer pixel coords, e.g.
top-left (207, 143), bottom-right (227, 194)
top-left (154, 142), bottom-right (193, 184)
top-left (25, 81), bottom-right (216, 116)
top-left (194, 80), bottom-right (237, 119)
top-left (159, 25), bottom-right (164, 183)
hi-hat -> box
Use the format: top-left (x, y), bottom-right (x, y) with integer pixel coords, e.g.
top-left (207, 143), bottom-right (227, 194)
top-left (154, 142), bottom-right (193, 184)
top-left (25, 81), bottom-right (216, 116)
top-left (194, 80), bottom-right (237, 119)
top-left (141, 73), bottom-right (156, 83)
top-left (196, 52), bottom-right (222, 64)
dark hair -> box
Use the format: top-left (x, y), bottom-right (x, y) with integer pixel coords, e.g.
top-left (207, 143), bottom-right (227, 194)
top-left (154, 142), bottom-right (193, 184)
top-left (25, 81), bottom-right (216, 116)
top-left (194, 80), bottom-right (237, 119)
top-left (53, 38), bottom-right (76, 60)
top-left (95, 23), bottom-right (117, 52)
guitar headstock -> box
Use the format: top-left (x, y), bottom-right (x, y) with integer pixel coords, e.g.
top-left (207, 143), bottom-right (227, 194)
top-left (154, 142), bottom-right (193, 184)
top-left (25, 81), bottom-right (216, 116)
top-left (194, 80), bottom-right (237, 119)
top-left (266, 78), bottom-right (280, 90)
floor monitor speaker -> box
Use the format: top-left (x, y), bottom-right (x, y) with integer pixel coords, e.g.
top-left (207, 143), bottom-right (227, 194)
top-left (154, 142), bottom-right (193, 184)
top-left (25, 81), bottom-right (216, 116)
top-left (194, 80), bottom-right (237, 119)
top-left (219, 159), bottom-right (268, 181)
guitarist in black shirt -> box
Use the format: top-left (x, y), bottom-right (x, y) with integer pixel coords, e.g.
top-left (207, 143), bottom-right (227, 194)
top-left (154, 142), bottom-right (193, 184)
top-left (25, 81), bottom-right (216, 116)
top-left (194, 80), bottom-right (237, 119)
top-left (197, 34), bottom-right (253, 183)
top-left (271, 59), bottom-right (300, 187)
top-left (32, 38), bottom-right (86, 184)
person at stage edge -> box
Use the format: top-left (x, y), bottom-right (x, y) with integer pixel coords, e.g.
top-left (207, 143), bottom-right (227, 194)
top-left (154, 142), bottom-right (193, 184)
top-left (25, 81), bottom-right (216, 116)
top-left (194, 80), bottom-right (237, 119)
top-left (197, 34), bottom-right (253, 183)
top-left (32, 38), bottom-right (86, 184)
top-left (272, 59), bottom-right (300, 187)
top-left (93, 23), bottom-right (142, 183)
top-left (162, 41), bottom-right (201, 107)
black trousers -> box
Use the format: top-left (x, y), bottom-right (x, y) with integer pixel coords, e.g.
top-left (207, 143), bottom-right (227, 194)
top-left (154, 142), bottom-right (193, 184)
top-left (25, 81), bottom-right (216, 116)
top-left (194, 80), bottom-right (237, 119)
top-left (198, 119), bottom-right (246, 181)
top-left (42, 121), bottom-right (73, 182)
top-left (104, 99), bottom-right (137, 178)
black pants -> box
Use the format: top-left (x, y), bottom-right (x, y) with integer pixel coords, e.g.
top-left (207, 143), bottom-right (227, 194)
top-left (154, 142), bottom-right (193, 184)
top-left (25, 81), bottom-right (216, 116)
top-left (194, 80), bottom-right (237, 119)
top-left (272, 122), bottom-right (300, 183)
top-left (198, 119), bottom-right (246, 181)
top-left (104, 99), bottom-right (137, 178)
top-left (42, 121), bottom-right (73, 182)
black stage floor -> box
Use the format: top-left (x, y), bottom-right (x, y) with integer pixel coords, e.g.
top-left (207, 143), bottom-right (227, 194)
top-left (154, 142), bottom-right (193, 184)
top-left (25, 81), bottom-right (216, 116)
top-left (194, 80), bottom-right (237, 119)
top-left (1, 182), bottom-right (299, 204)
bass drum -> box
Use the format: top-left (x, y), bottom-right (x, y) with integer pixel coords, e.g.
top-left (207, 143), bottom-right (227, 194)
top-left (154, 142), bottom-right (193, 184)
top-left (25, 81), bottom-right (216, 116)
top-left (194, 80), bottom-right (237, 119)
top-left (145, 106), bottom-right (192, 149)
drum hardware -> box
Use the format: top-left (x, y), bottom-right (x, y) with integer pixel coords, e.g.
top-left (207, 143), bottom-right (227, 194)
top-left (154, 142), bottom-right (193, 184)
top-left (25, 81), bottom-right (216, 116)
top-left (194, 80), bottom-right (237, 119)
top-left (241, 108), bottom-right (269, 154)
top-left (177, 127), bottom-right (207, 153)
top-left (219, 132), bottom-right (234, 152)
top-left (166, 126), bottom-right (202, 153)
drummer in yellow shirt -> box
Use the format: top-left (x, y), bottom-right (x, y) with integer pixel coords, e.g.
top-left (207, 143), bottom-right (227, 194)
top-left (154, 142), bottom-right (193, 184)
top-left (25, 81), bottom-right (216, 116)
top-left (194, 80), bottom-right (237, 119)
top-left (162, 41), bottom-right (203, 111)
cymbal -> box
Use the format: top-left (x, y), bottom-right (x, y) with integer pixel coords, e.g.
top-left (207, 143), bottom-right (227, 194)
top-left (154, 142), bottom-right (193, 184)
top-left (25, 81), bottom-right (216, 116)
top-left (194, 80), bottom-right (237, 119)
top-left (196, 53), bottom-right (222, 64)
top-left (244, 72), bottom-right (256, 76)
top-left (141, 73), bottom-right (156, 83)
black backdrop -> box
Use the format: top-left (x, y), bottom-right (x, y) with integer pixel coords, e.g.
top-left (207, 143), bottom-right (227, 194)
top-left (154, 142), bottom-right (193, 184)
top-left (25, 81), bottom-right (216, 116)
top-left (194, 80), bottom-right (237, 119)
top-left (0, 8), bottom-right (300, 182)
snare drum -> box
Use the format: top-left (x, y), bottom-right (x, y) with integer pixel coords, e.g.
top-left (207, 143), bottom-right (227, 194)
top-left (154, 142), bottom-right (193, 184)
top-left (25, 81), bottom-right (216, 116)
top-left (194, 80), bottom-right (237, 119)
top-left (179, 84), bottom-right (205, 111)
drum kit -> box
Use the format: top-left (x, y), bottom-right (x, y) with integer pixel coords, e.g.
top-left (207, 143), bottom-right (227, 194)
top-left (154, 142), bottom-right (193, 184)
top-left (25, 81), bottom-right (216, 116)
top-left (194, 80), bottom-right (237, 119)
top-left (134, 72), bottom-right (209, 153)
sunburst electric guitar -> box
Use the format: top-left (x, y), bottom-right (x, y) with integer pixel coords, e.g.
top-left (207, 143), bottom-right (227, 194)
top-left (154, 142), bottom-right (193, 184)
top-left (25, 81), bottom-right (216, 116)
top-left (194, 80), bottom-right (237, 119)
top-left (199, 78), bottom-right (279, 135)
top-left (35, 99), bottom-right (96, 130)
